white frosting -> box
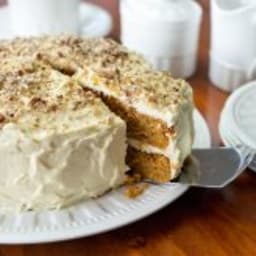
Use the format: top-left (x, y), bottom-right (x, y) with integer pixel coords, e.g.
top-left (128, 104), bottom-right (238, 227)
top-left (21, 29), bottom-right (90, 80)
top-left (0, 61), bottom-right (128, 212)
top-left (0, 120), bottom-right (127, 212)
top-left (76, 68), bottom-right (193, 127)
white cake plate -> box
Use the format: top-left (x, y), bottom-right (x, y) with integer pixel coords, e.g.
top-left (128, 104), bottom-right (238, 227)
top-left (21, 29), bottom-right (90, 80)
top-left (0, 2), bottom-right (113, 39)
top-left (0, 110), bottom-right (210, 244)
top-left (219, 81), bottom-right (256, 172)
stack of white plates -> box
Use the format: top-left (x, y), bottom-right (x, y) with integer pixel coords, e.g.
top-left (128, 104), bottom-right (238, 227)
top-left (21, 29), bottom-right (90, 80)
top-left (219, 81), bottom-right (256, 172)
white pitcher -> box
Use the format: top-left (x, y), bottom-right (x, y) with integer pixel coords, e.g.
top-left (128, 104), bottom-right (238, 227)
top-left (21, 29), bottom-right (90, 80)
top-left (209, 0), bottom-right (256, 91)
top-left (120, 0), bottom-right (202, 79)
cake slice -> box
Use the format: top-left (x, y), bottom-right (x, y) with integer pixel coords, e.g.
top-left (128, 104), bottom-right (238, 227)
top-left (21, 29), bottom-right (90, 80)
top-left (75, 66), bottom-right (194, 182)
top-left (73, 39), bottom-right (194, 182)
top-left (0, 56), bottom-right (127, 211)
top-left (0, 36), bottom-right (194, 183)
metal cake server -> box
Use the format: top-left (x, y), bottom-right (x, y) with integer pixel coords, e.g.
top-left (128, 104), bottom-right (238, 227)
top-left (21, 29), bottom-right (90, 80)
top-left (145, 146), bottom-right (255, 188)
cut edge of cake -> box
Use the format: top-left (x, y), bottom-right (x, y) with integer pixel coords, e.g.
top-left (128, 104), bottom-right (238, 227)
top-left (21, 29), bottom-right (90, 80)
top-left (74, 67), bottom-right (194, 181)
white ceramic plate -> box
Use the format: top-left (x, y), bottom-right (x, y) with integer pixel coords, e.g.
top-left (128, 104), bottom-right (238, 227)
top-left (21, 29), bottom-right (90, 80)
top-left (0, 110), bottom-right (210, 244)
top-left (219, 88), bottom-right (256, 172)
top-left (220, 115), bottom-right (256, 172)
top-left (0, 2), bottom-right (112, 40)
top-left (226, 81), bottom-right (256, 150)
top-left (220, 103), bottom-right (256, 172)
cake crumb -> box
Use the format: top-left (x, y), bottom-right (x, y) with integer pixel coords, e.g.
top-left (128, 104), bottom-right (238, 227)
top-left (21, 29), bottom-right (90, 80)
top-left (125, 183), bottom-right (149, 198)
top-left (125, 173), bottom-right (142, 185)
top-left (0, 113), bottom-right (5, 123)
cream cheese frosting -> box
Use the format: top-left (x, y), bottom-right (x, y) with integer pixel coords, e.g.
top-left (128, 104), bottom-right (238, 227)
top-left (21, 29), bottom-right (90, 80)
top-left (75, 67), bottom-right (193, 127)
top-left (0, 56), bottom-right (127, 212)
top-left (0, 36), bottom-right (194, 203)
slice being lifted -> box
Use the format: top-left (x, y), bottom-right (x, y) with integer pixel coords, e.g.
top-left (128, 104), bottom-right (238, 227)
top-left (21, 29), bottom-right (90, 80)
top-left (75, 64), bottom-right (194, 182)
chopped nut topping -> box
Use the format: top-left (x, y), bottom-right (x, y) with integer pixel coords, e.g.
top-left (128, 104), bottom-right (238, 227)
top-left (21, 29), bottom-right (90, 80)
top-left (48, 104), bottom-right (58, 112)
top-left (30, 97), bottom-right (47, 108)
top-left (0, 52), bottom-right (112, 133)
top-left (0, 113), bottom-right (5, 123)
top-left (0, 35), bottom-right (193, 132)
top-left (125, 183), bottom-right (149, 198)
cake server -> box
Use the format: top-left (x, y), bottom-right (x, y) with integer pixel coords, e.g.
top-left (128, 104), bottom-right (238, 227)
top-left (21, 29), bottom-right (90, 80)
top-left (145, 146), bottom-right (255, 188)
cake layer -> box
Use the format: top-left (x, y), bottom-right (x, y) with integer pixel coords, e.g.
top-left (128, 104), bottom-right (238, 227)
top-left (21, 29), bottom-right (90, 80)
top-left (126, 147), bottom-right (171, 182)
top-left (92, 91), bottom-right (173, 149)
top-left (0, 56), bottom-right (127, 212)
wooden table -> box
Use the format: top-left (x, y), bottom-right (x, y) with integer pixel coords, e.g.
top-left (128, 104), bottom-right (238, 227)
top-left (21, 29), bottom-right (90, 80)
top-left (1, 0), bottom-right (256, 255)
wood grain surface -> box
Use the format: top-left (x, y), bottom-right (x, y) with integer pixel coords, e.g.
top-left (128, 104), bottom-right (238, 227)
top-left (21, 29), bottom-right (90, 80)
top-left (1, 0), bottom-right (256, 255)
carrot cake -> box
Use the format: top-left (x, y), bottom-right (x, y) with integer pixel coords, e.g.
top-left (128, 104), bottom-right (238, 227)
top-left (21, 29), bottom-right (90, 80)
top-left (0, 55), bottom-right (127, 211)
top-left (0, 36), bottom-right (194, 211)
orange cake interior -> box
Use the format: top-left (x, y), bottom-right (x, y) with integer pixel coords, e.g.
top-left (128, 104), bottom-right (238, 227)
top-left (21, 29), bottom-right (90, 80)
top-left (88, 91), bottom-right (174, 182)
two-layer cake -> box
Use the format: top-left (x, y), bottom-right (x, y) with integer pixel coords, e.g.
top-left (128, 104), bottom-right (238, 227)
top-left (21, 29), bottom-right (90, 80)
top-left (0, 36), bottom-right (194, 211)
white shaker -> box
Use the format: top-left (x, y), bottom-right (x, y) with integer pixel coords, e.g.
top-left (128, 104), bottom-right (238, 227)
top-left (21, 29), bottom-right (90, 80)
top-left (8, 0), bottom-right (80, 37)
top-left (120, 0), bottom-right (202, 78)
top-left (209, 0), bottom-right (256, 91)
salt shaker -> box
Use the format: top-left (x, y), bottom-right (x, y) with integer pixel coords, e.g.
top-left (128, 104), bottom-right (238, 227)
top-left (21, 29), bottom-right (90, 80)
top-left (209, 0), bottom-right (256, 91)
top-left (120, 0), bottom-right (202, 78)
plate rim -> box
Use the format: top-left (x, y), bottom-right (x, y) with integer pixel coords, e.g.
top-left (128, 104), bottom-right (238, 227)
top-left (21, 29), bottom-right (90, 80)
top-left (0, 186), bottom-right (189, 244)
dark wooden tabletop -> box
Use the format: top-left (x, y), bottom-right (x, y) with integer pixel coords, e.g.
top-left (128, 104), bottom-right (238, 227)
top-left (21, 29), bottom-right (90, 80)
top-left (1, 0), bottom-right (256, 255)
